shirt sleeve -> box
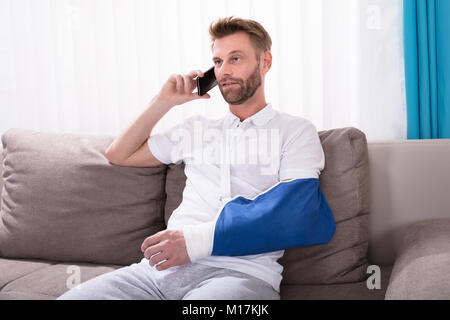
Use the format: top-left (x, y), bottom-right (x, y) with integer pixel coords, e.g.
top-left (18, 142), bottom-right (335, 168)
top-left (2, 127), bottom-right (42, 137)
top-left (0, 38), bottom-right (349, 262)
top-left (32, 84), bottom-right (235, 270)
top-left (147, 116), bottom-right (197, 165)
top-left (278, 120), bottom-right (325, 181)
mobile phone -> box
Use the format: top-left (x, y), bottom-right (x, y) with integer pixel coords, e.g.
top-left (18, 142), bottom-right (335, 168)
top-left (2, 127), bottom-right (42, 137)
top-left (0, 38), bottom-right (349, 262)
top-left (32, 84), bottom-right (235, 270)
top-left (197, 66), bottom-right (217, 96)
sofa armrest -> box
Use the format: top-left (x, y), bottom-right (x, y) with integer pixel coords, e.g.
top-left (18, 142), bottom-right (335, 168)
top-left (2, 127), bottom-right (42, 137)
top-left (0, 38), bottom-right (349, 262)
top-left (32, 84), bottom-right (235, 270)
top-left (385, 219), bottom-right (450, 299)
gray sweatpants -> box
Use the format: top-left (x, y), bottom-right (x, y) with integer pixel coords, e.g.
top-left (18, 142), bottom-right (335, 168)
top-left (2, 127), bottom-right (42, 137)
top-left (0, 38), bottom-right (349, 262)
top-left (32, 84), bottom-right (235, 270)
top-left (57, 259), bottom-right (280, 300)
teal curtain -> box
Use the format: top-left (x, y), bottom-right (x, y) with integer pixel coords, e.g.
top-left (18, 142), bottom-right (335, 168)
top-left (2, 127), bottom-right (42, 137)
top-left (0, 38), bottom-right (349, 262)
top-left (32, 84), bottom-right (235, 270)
top-left (404, 0), bottom-right (450, 139)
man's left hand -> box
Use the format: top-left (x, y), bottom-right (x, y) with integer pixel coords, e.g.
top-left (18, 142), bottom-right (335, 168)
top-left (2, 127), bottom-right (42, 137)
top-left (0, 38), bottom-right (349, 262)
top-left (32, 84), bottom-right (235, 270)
top-left (140, 229), bottom-right (191, 271)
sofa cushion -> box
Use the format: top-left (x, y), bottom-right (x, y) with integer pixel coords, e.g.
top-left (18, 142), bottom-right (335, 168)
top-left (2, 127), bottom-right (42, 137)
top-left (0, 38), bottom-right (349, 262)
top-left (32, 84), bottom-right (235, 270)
top-left (278, 127), bottom-right (370, 284)
top-left (164, 163), bottom-right (186, 226)
top-left (0, 128), bottom-right (167, 266)
top-left (0, 257), bottom-right (55, 290)
top-left (280, 265), bottom-right (391, 300)
top-left (0, 258), bottom-right (120, 299)
top-left (164, 127), bottom-right (370, 285)
top-left (385, 219), bottom-right (450, 299)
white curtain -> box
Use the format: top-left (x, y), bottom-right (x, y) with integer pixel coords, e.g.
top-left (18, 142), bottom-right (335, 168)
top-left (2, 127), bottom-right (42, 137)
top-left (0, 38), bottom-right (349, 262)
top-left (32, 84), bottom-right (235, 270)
top-left (0, 0), bottom-right (406, 140)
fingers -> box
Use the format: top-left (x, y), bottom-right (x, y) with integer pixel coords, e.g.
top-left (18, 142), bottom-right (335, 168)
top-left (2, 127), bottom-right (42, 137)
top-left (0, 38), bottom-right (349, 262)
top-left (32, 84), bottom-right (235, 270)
top-left (182, 74), bottom-right (194, 94)
top-left (148, 251), bottom-right (168, 267)
top-left (144, 241), bottom-right (177, 269)
top-left (141, 229), bottom-right (190, 271)
top-left (143, 240), bottom-right (166, 259)
top-left (141, 231), bottom-right (163, 252)
top-left (143, 238), bottom-right (170, 267)
top-left (183, 70), bottom-right (205, 93)
top-left (175, 74), bottom-right (184, 92)
top-left (141, 230), bottom-right (175, 257)
top-left (174, 70), bottom-right (205, 94)
top-left (188, 69), bottom-right (204, 78)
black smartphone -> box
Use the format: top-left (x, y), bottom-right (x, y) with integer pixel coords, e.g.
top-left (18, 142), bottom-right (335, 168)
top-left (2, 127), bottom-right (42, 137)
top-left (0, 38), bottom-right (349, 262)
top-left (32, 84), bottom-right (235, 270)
top-left (197, 66), bottom-right (217, 96)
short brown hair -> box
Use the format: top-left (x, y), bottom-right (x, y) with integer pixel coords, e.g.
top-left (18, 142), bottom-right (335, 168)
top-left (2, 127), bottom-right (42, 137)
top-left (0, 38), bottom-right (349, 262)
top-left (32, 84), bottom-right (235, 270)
top-left (209, 16), bottom-right (272, 58)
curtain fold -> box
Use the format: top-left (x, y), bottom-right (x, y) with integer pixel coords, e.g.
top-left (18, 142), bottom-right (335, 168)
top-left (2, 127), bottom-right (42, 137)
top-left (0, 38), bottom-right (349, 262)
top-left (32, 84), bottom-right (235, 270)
top-left (0, 0), bottom-right (406, 140)
top-left (404, 0), bottom-right (450, 139)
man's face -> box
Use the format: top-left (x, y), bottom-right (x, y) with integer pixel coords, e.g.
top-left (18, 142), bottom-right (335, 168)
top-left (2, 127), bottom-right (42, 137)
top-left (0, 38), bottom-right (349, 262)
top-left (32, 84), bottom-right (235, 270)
top-left (212, 32), bottom-right (263, 105)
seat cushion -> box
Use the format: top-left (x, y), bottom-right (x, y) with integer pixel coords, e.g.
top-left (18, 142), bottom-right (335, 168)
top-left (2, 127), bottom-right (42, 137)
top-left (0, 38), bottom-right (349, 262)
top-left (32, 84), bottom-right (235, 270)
top-left (0, 128), bottom-right (167, 266)
top-left (385, 219), bottom-right (450, 299)
top-left (281, 265), bottom-right (392, 300)
top-left (0, 258), bottom-right (55, 290)
top-left (0, 257), bottom-right (391, 300)
top-left (0, 258), bottom-right (120, 299)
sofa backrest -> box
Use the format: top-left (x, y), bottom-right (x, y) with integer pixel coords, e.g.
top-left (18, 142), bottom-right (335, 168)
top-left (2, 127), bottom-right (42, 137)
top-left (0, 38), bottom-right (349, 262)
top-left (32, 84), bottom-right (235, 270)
top-left (0, 129), bottom-right (167, 266)
top-left (367, 139), bottom-right (450, 266)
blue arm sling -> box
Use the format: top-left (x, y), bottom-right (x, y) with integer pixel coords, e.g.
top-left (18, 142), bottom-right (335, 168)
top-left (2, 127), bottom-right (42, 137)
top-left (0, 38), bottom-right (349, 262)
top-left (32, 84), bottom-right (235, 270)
top-left (211, 178), bottom-right (336, 256)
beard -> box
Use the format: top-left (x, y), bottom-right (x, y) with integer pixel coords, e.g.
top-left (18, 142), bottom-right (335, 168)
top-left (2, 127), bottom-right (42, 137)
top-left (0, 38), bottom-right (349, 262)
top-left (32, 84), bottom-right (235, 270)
top-left (219, 61), bottom-right (262, 105)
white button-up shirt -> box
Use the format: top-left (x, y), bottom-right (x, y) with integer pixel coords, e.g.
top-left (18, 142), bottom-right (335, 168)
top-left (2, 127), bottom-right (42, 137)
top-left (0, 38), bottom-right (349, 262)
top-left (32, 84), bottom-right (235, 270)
top-left (147, 103), bottom-right (325, 292)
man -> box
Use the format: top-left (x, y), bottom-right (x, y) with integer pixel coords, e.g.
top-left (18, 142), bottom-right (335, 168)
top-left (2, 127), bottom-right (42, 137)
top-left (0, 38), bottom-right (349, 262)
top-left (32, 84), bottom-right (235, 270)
top-left (58, 16), bottom-right (334, 300)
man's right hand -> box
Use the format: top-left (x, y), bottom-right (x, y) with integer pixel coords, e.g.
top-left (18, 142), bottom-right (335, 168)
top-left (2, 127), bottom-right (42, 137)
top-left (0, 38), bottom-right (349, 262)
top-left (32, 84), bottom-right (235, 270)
top-left (156, 70), bottom-right (211, 107)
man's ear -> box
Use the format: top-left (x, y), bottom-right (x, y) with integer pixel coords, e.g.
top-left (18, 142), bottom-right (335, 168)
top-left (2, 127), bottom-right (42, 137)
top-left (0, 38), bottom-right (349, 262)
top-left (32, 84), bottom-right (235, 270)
top-left (262, 50), bottom-right (272, 75)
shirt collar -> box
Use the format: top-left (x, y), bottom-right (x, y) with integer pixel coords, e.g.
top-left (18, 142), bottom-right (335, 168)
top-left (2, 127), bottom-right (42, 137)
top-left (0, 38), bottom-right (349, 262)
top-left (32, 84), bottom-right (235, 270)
top-left (225, 103), bottom-right (276, 127)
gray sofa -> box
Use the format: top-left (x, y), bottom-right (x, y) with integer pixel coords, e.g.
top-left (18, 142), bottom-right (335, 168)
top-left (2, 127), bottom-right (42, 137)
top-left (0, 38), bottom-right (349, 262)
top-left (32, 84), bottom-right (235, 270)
top-left (0, 127), bottom-right (449, 300)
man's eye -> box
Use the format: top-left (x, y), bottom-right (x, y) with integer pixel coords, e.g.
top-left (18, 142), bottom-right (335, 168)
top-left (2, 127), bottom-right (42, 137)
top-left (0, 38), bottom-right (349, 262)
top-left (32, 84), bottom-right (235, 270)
top-left (214, 60), bottom-right (222, 65)
top-left (232, 57), bottom-right (240, 62)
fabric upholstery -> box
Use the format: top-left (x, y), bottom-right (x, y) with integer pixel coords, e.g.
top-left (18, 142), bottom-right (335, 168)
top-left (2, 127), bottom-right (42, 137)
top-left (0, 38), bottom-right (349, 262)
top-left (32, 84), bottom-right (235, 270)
top-left (0, 258), bottom-right (55, 289)
top-left (279, 127), bottom-right (370, 284)
top-left (0, 258), bottom-right (120, 299)
top-left (385, 219), bottom-right (450, 299)
top-left (163, 163), bottom-right (186, 226)
top-left (0, 148), bottom-right (3, 194)
top-left (0, 128), bottom-right (167, 265)
top-left (281, 265), bottom-right (392, 300)
top-left (0, 257), bottom-right (390, 300)
top-left (367, 139), bottom-right (450, 266)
